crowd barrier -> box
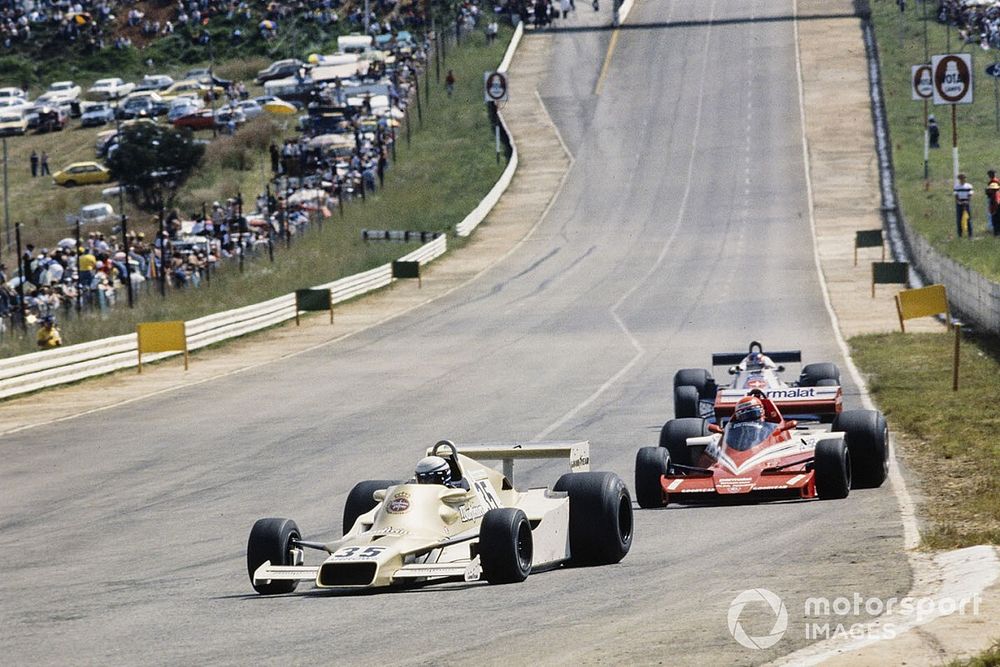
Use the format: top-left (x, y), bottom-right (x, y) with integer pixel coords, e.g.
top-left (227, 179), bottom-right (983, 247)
top-left (0, 236), bottom-right (446, 400)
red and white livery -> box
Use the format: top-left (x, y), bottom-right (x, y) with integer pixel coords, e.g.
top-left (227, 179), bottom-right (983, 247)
top-left (672, 341), bottom-right (843, 422)
top-left (635, 390), bottom-right (889, 508)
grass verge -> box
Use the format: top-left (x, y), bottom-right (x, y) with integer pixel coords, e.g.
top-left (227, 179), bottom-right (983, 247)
top-left (949, 639), bottom-right (1000, 667)
top-left (870, 4), bottom-right (1000, 281)
top-left (849, 330), bottom-right (1000, 548)
top-left (1, 27), bottom-right (511, 356)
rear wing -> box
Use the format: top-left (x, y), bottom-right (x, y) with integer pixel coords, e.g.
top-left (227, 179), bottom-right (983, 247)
top-left (714, 386), bottom-right (842, 420)
top-left (449, 441), bottom-right (590, 484)
top-left (711, 350), bottom-right (802, 366)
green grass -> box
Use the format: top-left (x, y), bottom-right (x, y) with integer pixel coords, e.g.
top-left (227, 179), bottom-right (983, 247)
top-left (948, 640), bottom-right (1000, 667)
top-left (0, 26), bottom-right (511, 356)
top-left (849, 331), bottom-right (1000, 548)
top-left (870, 4), bottom-right (1000, 281)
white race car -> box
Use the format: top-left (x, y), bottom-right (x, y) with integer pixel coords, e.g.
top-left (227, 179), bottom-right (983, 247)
top-left (247, 440), bottom-right (633, 593)
top-left (673, 340), bottom-right (843, 423)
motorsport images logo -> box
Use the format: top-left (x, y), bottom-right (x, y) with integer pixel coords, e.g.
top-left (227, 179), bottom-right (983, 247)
top-left (727, 588), bottom-right (789, 650)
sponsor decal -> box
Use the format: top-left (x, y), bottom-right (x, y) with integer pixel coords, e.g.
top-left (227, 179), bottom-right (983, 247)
top-left (458, 501), bottom-right (487, 522)
top-left (570, 455), bottom-right (591, 469)
top-left (716, 476), bottom-right (754, 494)
top-left (386, 492), bottom-right (411, 514)
top-left (371, 526), bottom-right (407, 536)
top-left (765, 387), bottom-right (816, 399)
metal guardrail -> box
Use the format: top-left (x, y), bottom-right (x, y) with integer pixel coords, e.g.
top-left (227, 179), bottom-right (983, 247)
top-left (0, 235), bottom-right (447, 400)
top-left (455, 22), bottom-right (523, 238)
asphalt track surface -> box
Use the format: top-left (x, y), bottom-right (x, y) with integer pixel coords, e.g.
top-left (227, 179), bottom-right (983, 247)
top-left (0, 2), bottom-right (911, 665)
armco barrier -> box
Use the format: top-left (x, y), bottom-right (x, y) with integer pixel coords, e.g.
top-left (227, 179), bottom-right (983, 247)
top-left (0, 235), bottom-right (447, 400)
top-left (455, 21), bottom-right (523, 237)
top-left (862, 16), bottom-right (1000, 333)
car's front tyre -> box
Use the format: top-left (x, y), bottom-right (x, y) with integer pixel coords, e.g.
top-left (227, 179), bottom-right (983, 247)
top-left (480, 508), bottom-right (532, 584)
top-left (247, 517), bottom-right (301, 595)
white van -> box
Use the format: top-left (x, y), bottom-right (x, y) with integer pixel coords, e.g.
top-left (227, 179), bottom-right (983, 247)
top-left (337, 35), bottom-right (373, 54)
top-left (79, 202), bottom-right (115, 225)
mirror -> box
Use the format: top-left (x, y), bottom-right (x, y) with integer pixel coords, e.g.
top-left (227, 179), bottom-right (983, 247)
top-left (373, 490), bottom-right (386, 501)
top-left (708, 423), bottom-right (724, 434)
top-left (780, 419), bottom-right (798, 432)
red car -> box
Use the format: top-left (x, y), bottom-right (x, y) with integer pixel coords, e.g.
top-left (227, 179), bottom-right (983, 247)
top-left (173, 107), bottom-right (245, 130)
top-left (634, 390), bottom-right (889, 508)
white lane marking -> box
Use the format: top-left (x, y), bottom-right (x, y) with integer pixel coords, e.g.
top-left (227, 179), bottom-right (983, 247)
top-left (533, 0), bottom-right (717, 441)
top-left (771, 1), bottom-right (998, 664)
top-left (0, 90), bottom-right (578, 438)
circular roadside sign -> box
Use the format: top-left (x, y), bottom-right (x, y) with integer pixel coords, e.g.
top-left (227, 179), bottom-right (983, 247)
top-left (912, 64), bottom-right (933, 99)
top-left (484, 71), bottom-right (508, 102)
top-left (934, 54), bottom-right (972, 103)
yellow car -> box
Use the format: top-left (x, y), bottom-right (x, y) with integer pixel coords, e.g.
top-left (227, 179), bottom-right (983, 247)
top-left (159, 79), bottom-right (224, 101)
top-left (53, 161), bottom-right (112, 187)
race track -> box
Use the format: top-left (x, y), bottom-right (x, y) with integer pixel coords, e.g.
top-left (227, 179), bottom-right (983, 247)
top-left (0, 1), bottom-right (910, 665)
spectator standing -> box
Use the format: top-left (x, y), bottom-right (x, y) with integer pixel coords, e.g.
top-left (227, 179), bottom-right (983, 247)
top-left (40, 152), bottom-right (50, 176)
top-left (986, 170), bottom-right (1000, 235)
top-left (928, 115), bottom-right (940, 148)
top-left (954, 172), bottom-right (974, 238)
top-left (29, 150), bottom-right (38, 177)
top-left (36, 315), bottom-right (62, 349)
top-left (445, 70), bottom-right (455, 97)
top-left (486, 20), bottom-right (498, 44)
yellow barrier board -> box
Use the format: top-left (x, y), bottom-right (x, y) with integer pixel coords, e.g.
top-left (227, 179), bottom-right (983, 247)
top-left (895, 284), bottom-right (950, 333)
top-left (136, 321), bottom-right (188, 372)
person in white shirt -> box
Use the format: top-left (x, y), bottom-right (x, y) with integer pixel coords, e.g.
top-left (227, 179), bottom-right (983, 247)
top-left (954, 172), bottom-right (974, 237)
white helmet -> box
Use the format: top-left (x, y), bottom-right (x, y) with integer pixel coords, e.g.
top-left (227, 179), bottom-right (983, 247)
top-left (415, 456), bottom-right (451, 486)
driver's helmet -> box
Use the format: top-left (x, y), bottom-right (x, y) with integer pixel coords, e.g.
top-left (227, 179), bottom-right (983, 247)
top-left (742, 352), bottom-right (775, 370)
top-left (733, 395), bottom-right (765, 422)
top-left (414, 455), bottom-right (452, 486)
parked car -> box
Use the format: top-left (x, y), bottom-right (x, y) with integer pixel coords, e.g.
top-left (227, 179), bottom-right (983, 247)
top-left (36, 106), bottom-right (69, 132)
top-left (173, 107), bottom-right (245, 130)
top-left (255, 58), bottom-right (304, 84)
top-left (167, 97), bottom-right (204, 122)
top-left (117, 93), bottom-right (168, 119)
top-left (53, 161), bottom-right (112, 187)
top-left (0, 111), bottom-right (27, 136)
top-left (80, 102), bottom-right (115, 127)
top-left (132, 74), bottom-right (174, 93)
top-left (87, 78), bottom-right (135, 100)
top-left (0, 87), bottom-right (27, 102)
top-left (236, 99), bottom-right (263, 119)
top-left (46, 81), bottom-right (82, 101)
top-left (182, 68), bottom-right (233, 88)
top-left (79, 202), bottom-right (115, 225)
top-left (160, 79), bottom-right (210, 101)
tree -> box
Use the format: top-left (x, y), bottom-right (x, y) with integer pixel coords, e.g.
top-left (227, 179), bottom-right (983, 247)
top-left (106, 123), bottom-right (205, 212)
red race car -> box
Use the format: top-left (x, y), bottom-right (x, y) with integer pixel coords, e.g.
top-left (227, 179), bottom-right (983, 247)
top-left (634, 390), bottom-right (888, 508)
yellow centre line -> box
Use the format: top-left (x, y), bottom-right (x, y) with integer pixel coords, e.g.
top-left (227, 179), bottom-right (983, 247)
top-left (594, 27), bottom-right (621, 96)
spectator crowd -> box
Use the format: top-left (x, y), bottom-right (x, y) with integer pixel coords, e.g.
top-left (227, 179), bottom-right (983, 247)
top-left (0, 6), bottom-right (500, 343)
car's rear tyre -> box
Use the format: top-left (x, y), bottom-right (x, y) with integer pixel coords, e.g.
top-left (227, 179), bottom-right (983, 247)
top-left (554, 472), bottom-right (633, 565)
top-left (833, 410), bottom-right (889, 489)
top-left (635, 446), bottom-right (670, 509)
top-left (64, 180), bottom-right (76, 187)
top-left (814, 440), bottom-right (851, 499)
top-left (247, 517), bottom-right (301, 595)
top-left (659, 417), bottom-right (708, 466)
top-left (673, 368), bottom-right (712, 397)
top-left (343, 479), bottom-right (397, 535)
top-left (799, 362), bottom-right (840, 386)
top-left (480, 508), bottom-right (532, 584)
top-left (673, 384), bottom-right (700, 418)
